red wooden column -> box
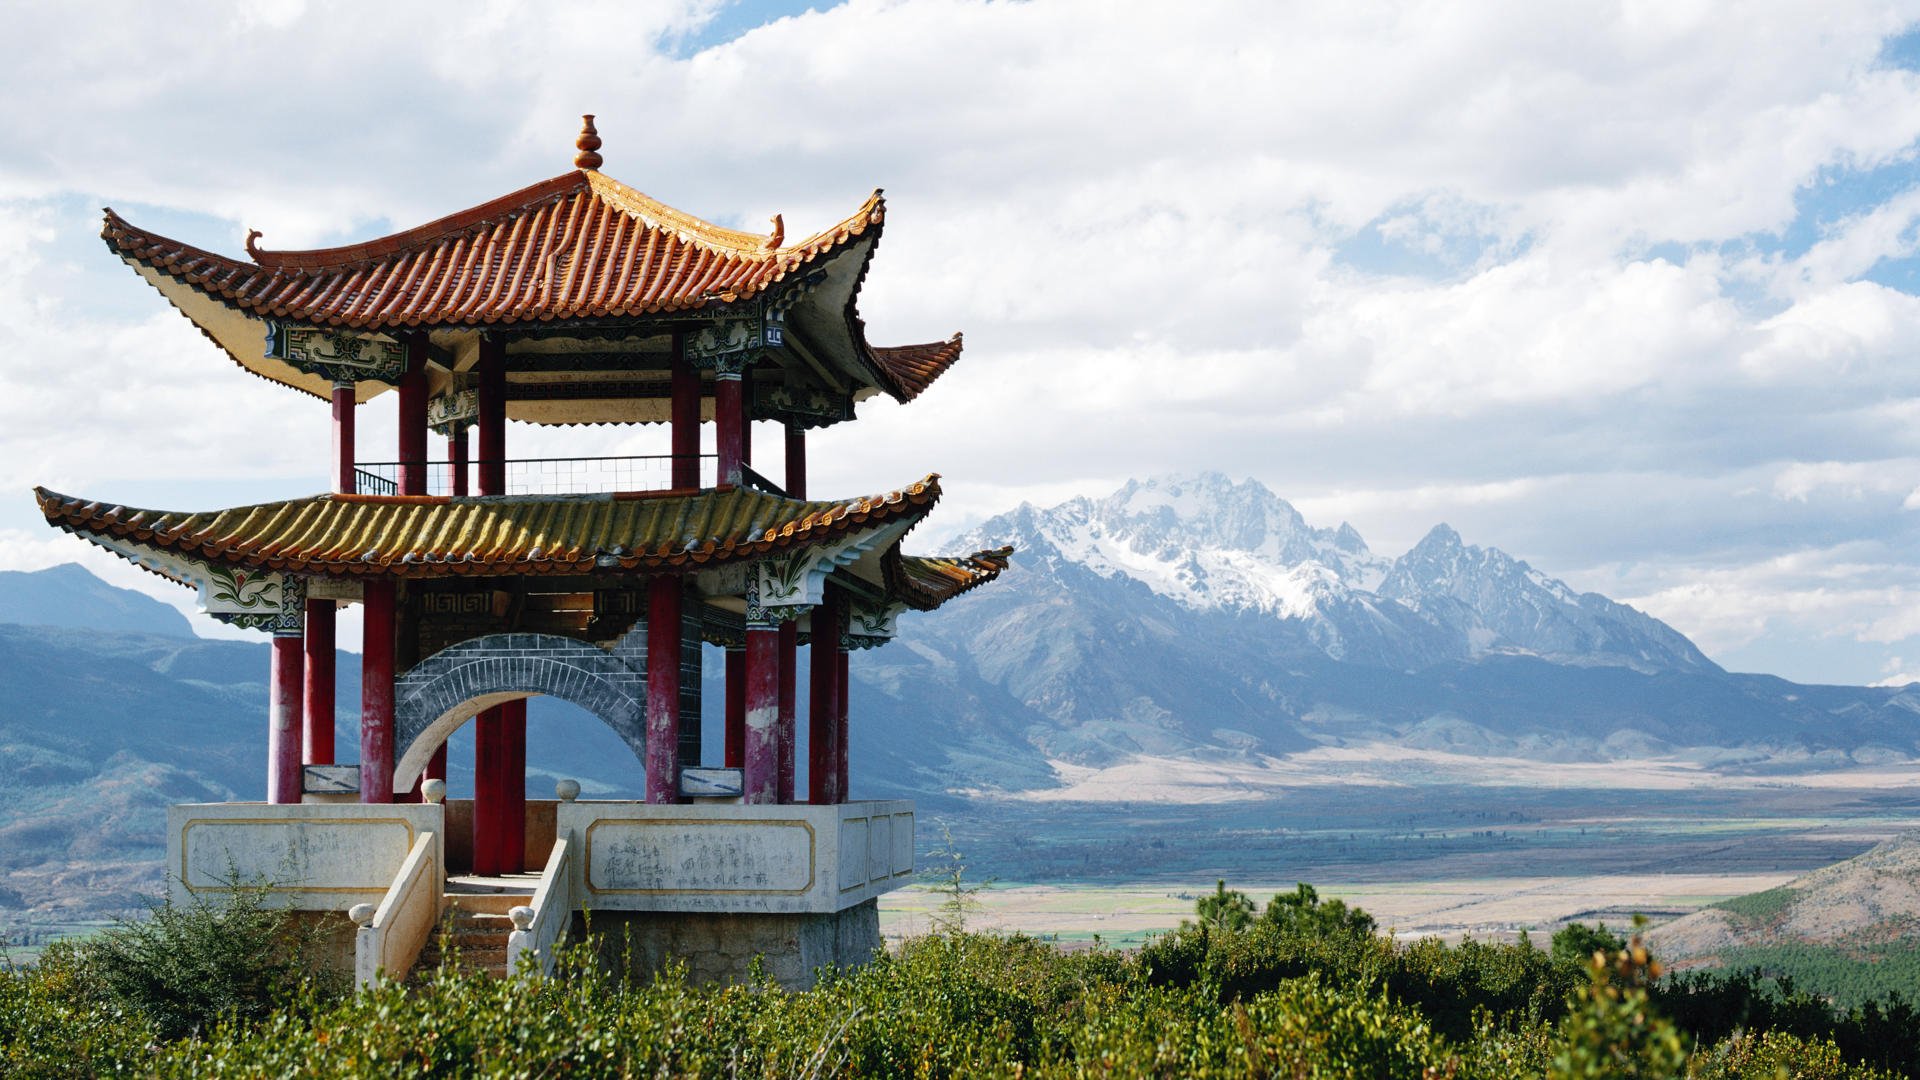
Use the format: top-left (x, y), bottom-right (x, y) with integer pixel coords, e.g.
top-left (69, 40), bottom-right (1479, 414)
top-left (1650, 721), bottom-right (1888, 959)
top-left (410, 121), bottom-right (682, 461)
top-left (777, 425), bottom-right (805, 802)
top-left (645, 577), bottom-right (683, 803)
top-left (331, 381), bottom-right (356, 494)
top-left (448, 426), bottom-right (469, 497)
top-left (472, 339), bottom-right (520, 870)
top-left (724, 648), bottom-right (746, 767)
top-left (302, 599), bottom-right (334, 765)
top-left (398, 338), bottom-right (429, 496)
top-left (472, 719), bottom-right (502, 875)
top-left (808, 588), bottom-right (844, 804)
top-left (360, 580), bottom-right (396, 803)
top-left (670, 334), bottom-right (699, 489)
top-left (776, 621), bottom-right (798, 803)
top-left (268, 632), bottom-right (304, 804)
top-left (837, 648), bottom-right (851, 801)
top-left (742, 627), bottom-right (779, 804)
top-left (715, 369), bottom-right (744, 484)
top-left (502, 699), bottom-right (527, 871)
top-left (477, 337), bottom-right (507, 494)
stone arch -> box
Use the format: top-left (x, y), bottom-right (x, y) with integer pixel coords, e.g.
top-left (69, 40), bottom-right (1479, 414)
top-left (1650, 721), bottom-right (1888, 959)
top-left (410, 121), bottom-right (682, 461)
top-left (391, 633), bottom-right (648, 790)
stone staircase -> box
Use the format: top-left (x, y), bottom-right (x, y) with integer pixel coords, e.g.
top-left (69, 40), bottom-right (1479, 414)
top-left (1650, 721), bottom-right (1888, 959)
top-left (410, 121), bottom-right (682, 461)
top-left (412, 875), bottom-right (537, 979)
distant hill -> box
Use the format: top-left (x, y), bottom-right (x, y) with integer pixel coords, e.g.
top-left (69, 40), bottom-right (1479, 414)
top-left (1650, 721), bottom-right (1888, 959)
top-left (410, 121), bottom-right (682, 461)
top-left (0, 564), bottom-right (194, 639)
top-left (1647, 830), bottom-right (1920, 1006)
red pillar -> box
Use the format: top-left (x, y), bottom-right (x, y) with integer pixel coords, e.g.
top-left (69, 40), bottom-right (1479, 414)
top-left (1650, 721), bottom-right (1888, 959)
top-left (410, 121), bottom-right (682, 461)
top-left (743, 628), bottom-right (779, 804)
top-left (331, 382), bottom-right (356, 494)
top-left (268, 633), bottom-right (304, 804)
top-left (448, 427), bottom-right (469, 497)
top-left (778, 424), bottom-right (803, 803)
top-left (715, 372), bottom-right (744, 484)
top-left (503, 698), bottom-right (527, 872)
top-left (670, 334), bottom-right (699, 489)
top-left (645, 577), bottom-right (683, 804)
top-left (360, 580), bottom-right (396, 803)
top-left (302, 598), bottom-right (334, 765)
top-left (808, 590), bottom-right (843, 804)
top-left (776, 620), bottom-right (797, 804)
top-left (426, 744), bottom-right (447, 785)
top-left (398, 338), bottom-right (429, 496)
top-left (724, 647), bottom-right (746, 768)
top-left (785, 424), bottom-right (806, 500)
top-left (477, 337), bottom-right (507, 496)
top-left (837, 648), bottom-right (851, 802)
top-left (473, 710), bottom-right (505, 875)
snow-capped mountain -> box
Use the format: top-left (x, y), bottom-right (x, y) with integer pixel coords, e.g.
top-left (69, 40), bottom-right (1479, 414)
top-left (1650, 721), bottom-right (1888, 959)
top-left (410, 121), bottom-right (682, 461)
top-left (964, 472), bottom-right (1709, 675)
top-left (834, 471), bottom-right (1920, 794)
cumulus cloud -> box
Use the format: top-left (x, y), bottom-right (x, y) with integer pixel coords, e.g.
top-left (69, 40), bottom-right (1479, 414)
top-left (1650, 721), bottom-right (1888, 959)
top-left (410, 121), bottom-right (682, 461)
top-left (1, 0), bottom-right (1918, 684)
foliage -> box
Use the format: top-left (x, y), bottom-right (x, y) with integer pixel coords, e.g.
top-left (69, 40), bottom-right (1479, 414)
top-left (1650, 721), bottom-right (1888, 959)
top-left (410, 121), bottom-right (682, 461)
top-left (1550, 933), bottom-right (1689, 1080)
top-left (1712, 886), bottom-right (1801, 923)
top-left (1552, 920), bottom-right (1628, 967)
top-left (1699, 942), bottom-right (1920, 1011)
top-left (1262, 881), bottom-right (1377, 939)
top-left (1191, 878), bottom-right (1256, 933)
top-left (5, 880), bottom-right (1920, 1078)
top-left (1688, 1030), bottom-right (1898, 1080)
top-left (78, 879), bottom-right (330, 1041)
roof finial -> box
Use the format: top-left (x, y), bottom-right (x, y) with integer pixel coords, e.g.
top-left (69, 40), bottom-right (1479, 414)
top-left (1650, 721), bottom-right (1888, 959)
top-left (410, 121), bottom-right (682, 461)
top-left (765, 214), bottom-right (784, 249)
top-left (574, 115), bottom-right (603, 170)
top-left (245, 229), bottom-right (265, 260)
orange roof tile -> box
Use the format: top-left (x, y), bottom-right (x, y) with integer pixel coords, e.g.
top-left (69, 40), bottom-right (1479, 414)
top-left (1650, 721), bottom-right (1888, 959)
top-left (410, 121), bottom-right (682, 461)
top-left (101, 171), bottom-right (885, 330)
top-left (36, 477), bottom-right (942, 580)
top-left (887, 545), bottom-right (1013, 610)
top-left (871, 333), bottom-right (964, 402)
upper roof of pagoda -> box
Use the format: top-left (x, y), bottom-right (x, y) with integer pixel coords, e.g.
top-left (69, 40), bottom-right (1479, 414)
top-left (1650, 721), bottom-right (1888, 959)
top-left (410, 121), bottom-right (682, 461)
top-left (100, 119), bottom-right (965, 421)
top-left (103, 170), bottom-right (878, 329)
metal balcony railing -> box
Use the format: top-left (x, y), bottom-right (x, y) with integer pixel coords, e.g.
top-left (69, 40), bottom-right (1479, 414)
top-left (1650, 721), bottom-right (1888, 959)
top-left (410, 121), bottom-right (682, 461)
top-left (353, 455), bottom-right (716, 496)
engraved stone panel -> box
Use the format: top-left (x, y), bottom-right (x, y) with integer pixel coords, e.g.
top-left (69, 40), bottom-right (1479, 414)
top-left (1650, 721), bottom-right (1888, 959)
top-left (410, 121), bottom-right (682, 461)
top-left (586, 819), bottom-right (813, 894)
top-left (181, 818), bottom-right (415, 893)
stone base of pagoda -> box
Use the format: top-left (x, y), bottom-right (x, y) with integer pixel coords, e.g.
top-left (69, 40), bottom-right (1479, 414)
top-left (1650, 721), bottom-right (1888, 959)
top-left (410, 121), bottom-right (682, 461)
top-left (584, 902), bottom-right (880, 990)
top-left (162, 797), bottom-right (913, 987)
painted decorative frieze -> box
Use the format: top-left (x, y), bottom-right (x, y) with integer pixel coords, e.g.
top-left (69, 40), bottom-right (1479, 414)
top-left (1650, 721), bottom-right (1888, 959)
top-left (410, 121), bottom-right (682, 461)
top-left (759, 384), bottom-right (854, 429)
top-left (843, 601), bottom-right (905, 651)
top-left (428, 372), bottom-right (477, 435)
top-left (264, 321), bottom-right (406, 383)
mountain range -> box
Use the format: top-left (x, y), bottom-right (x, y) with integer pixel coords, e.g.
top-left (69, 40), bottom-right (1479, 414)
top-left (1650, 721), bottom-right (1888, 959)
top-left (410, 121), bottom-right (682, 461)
top-left (3, 472), bottom-right (1918, 914)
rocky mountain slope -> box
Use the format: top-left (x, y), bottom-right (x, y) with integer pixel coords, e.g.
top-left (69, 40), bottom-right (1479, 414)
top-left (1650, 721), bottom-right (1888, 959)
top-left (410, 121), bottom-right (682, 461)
top-left (1649, 830), bottom-right (1920, 963)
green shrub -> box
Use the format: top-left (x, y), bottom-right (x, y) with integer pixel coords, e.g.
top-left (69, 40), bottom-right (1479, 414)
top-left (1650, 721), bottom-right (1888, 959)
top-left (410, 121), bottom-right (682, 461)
top-left (1688, 1030), bottom-right (1897, 1079)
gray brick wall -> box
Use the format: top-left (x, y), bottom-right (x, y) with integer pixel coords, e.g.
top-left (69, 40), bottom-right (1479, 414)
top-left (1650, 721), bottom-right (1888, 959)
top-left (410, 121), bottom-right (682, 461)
top-left (394, 633), bottom-right (648, 767)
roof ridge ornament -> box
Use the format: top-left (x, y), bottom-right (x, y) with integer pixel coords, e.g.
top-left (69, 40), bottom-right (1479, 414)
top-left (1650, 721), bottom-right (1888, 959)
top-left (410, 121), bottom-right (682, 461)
top-left (574, 114), bottom-right (603, 170)
top-left (245, 229), bottom-right (265, 261)
top-left (766, 214), bottom-right (784, 249)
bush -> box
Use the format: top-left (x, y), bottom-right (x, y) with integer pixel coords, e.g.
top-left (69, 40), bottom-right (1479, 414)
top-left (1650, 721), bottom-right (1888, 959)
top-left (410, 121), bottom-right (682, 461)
top-left (81, 879), bottom-right (331, 1040)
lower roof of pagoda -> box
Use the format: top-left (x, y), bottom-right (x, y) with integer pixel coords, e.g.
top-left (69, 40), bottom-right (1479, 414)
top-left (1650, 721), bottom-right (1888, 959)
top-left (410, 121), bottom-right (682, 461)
top-left (35, 479), bottom-right (952, 580)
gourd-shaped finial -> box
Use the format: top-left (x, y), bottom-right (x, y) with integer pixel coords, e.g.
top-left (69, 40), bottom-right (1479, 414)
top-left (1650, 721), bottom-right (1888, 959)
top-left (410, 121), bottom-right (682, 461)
top-left (574, 115), bottom-right (603, 170)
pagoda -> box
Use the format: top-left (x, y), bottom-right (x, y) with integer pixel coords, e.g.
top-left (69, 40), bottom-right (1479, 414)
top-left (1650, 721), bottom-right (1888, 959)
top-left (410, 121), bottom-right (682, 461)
top-left (34, 118), bottom-right (1009, 985)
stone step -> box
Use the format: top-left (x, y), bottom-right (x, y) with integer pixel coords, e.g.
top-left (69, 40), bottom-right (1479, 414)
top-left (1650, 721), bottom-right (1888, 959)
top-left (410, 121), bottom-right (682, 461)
top-left (442, 893), bottom-right (534, 917)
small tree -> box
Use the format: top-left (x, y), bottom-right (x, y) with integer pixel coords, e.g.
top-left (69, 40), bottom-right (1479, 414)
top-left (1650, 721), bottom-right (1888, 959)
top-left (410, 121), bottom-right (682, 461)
top-left (1193, 879), bottom-right (1256, 933)
top-left (1262, 882), bottom-right (1377, 939)
top-left (1552, 921), bottom-right (1627, 968)
top-left (922, 820), bottom-right (992, 935)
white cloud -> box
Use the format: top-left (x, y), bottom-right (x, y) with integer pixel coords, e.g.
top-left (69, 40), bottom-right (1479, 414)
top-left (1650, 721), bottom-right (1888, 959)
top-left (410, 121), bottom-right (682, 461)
top-left (0, 1), bottom-right (1918, 685)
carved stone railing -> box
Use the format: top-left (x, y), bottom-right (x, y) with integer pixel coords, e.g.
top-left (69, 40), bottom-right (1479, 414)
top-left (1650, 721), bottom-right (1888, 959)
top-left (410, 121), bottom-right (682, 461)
top-left (351, 830), bottom-right (442, 987)
top-left (505, 832), bottom-right (577, 977)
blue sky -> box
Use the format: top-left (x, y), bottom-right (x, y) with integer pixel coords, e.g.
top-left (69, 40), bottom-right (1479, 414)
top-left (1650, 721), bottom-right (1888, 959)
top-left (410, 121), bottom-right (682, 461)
top-left (2, 0), bottom-right (1920, 687)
